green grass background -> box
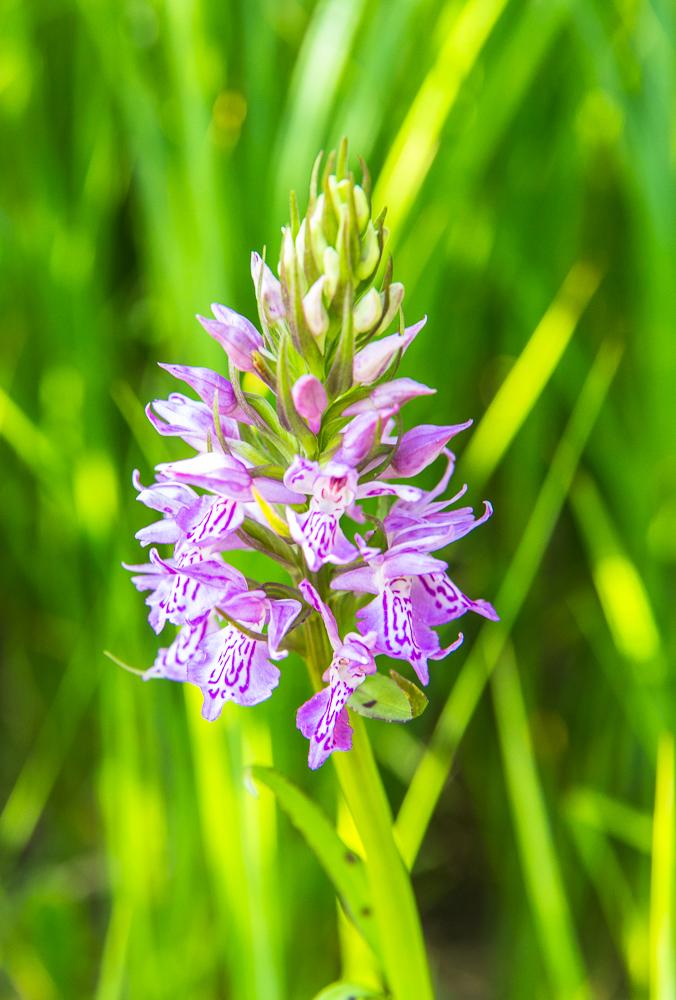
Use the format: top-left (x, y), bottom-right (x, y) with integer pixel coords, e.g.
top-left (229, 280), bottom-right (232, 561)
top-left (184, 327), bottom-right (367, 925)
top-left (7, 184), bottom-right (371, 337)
top-left (1, 0), bottom-right (674, 997)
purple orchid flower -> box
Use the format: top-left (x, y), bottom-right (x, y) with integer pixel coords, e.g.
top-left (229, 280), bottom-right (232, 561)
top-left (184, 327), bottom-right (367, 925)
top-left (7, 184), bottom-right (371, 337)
top-left (133, 472), bottom-right (246, 550)
top-left (251, 252), bottom-right (285, 323)
top-left (197, 304), bottom-right (265, 373)
top-left (292, 374), bottom-right (328, 434)
top-left (143, 612), bottom-right (222, 682)
top-left (353, 317), bottom-right (426, 384)
top-left (342, 377), bottom-right (435, 421)
top-left (331, 547), bottom-right (463, 685)
top-left (296, 581), bottom-right (377, 769)
top-left (124, 543), bottom-right (245, 634)
top-left (188, 589), bottom-right (301, 719)
top-left (283, 457), bottom-right (422, 571)
top-left (125, 147), bottom-right (498, 771)
top-left (145, 393), bottom-right (240, 454)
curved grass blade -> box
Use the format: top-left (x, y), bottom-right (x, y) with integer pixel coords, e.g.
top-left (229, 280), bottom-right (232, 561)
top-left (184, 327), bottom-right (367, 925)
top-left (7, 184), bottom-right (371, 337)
top-left (250, 766), bottom-right (380, 960)
top-left (395, 339), bottom-right (622, 867)
top-left (492, 642), bottom-right (588, 998)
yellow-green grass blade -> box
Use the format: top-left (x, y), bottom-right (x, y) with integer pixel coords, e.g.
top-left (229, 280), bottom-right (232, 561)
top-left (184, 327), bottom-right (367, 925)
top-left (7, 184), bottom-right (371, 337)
top-left (570, 474), bottom-right (663, 680)
top-left (373, 0), bottom-right (511, 238)
top-left (463, 262), bottom-right (601, 487)
top-left (564, 798), bottom-right (649, 991)
top-left (564, 786), bottom-right (653, 855)
top-left (650, 732), bottom-right (675, 1000)
top-left (185, 687), bottom-right (279, 1000)
top-left (492, 642), bottom-right (588, 998)
top-left (395, 339), bottom-right (622, 867)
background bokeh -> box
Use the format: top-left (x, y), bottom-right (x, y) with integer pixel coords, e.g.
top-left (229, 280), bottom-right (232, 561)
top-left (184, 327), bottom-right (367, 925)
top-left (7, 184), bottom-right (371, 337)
top-left (1, 0), bottom-right (674, 997)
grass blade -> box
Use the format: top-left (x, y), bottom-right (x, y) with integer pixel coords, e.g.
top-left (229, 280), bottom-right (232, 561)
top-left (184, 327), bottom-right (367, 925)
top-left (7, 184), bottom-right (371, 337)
top-left (395, 339), bottom-right (622, 866)
top-left (492, 642), bottom-right (588, 998)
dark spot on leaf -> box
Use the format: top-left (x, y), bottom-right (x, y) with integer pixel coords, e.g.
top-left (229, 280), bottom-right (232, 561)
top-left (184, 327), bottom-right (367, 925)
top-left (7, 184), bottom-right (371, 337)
top-left (360, 906), bottom-right (372, 917)
top-left (345, 850), bottom-right (358, 864)
top-left (363, 699), bottom-right (377, 708)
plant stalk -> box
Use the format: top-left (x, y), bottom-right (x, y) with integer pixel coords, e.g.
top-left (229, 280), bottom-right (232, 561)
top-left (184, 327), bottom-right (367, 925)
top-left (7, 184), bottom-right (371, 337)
top-left (304, 618), bottom-right (435, 1000)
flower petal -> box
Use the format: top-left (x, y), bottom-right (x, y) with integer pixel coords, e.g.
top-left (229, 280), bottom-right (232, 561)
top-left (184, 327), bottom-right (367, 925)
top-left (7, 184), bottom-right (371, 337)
top-left (190, 627), bottom-right (280, 716)
top-left (291, 374), bottom-right (328, 434)
top-left (299, 580), bottom-right (340, 649)
top-left (390, 421), bottom-right (472, 478)
top-left (353, 317), bottom-right (426, 384)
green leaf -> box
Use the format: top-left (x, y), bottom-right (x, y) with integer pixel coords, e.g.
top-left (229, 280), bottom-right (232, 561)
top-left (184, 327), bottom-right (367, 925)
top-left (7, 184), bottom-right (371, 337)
top-left (312, 981), bottom-right (384, 1000)
top-left (349, 672), bottom-right (427, 723)
top-left (250, 766), bottom-right (380, 958)
top-left (390, 670), bottom-right (429, 718)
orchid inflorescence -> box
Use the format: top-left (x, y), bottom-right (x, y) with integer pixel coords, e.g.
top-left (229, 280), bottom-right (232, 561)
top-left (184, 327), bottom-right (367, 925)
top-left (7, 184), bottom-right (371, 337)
top-left (125, 142), bottom-right (498, 770)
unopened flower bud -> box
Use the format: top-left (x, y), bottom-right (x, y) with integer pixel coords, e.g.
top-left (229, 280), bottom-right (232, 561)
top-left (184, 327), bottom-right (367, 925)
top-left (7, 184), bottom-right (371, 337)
top-left (308, 212), bottom-right (328, 270)
top-left (303, 277), bottom-right (329, 337)
top-left (251, 252), bottom-right (284, 324)
top-left (295, 219), bottom-right (307, 272)
top-left (353, 185), bottom-right (369, 232)
top-left (353, 287), bottom-right (382, 333)
top-left (376, 282), bottom-right (405, 333)
top-left (291, 375), bottom-right (327, 434)
top-left (391, 422), bottom-right (473, 477)
top-left (339, 412), bottom-right (379, 464)
top-left (323, 247), bottom-right (340, 299)
top-left (357, 222), bottom-right (380, 281)
top-left (280, 227), bottom-right (297, 279)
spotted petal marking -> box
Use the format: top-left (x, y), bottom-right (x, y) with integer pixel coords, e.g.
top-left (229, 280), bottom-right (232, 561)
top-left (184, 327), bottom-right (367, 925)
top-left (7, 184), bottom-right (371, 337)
top-left (145, 615), bottom-right (215, 682)
top-left (184, 498), bottom-right (242, 546)
top-left (415, 572), bottom-right (499, 626)
top-left (190, 625), bottom-right (280, 719)
top-left (159, 547), bottom-right (208, 627)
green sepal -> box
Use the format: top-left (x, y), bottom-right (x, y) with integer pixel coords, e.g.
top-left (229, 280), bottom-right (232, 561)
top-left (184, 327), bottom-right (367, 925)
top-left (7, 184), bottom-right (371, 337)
top-left (250, 766), bottom-right (380, 959)
top-left (276, 331), bottom-right (317, 455)
top-left (348, 671), bottom-right (428, 723)
top-left (289, 189), bottom-right (300, 239)
top-left (279, 228), bottom-right (323, 374)
top-left (238, 517), bottom-right (298, 570)
top-left (326, 284), bottom-right (355, 397)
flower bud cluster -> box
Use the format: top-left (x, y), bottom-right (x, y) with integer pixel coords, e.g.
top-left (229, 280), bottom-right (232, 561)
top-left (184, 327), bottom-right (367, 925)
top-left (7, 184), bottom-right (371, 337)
top-left (125, 142), bottom-right (497, 769)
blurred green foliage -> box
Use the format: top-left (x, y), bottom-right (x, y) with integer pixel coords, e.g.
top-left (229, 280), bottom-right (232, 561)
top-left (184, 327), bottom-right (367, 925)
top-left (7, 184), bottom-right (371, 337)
top-left (0, 0), bottom-right (674, 997)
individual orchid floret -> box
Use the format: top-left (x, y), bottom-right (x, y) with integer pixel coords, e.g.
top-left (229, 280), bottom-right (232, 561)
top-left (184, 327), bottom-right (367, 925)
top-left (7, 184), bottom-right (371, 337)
top-left (353, 317), bottom-right (426, 384)
top-left (292, 374), bottom-right (328, 434)
top-left (251, 251), bottom-right (285, 324)
top-left (388, 421), bottom-right (473, 478)
top-left (296, 581), bottom-right (377, 769)
top-left (283, 457), bottom-right (421, 570)
top-left (342, 377), bottom-right (435, 421)
top-left (125, 543), bottom-right (244, 635)
top-left (332, 548), bottom-right (463, 685)
top-left (158, 363), bottom-right (244, 421)
top-left (143, 613), bottom-right (221, 683)
top-left (197, 304), bottom-right (264, 373)
top-left (283, 458), bottom-right (358, 571)
top-left (337, 412), bottom-right (379, 465)
top-left (145, 393), bottom-right (237, 454)
top-left (133, 470), bottom-right (249, 554)
top-left (189, 589), bottom-right (301, 719)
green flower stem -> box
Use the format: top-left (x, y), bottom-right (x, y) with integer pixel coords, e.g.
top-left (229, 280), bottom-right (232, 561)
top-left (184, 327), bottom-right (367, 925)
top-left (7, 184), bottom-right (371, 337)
top-left (304, 618), bottom-right (435, 1000)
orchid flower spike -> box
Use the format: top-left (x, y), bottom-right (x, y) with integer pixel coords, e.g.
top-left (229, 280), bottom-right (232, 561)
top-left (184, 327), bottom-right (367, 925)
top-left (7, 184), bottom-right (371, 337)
top-left (123, 139), bottom-right (497, 769)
